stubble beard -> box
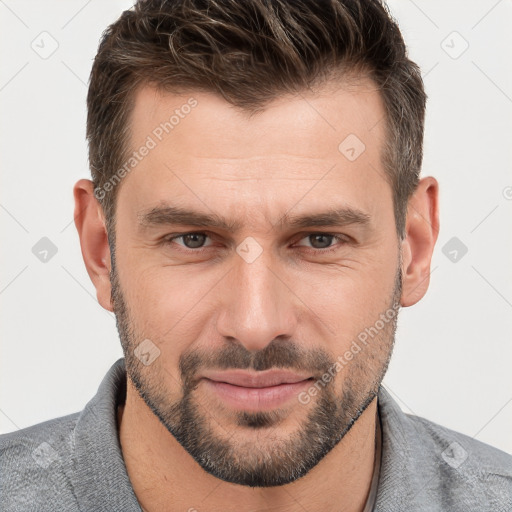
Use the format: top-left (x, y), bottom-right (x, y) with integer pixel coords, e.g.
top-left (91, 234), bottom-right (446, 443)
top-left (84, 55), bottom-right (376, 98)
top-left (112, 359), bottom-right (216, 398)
top-left (110, 247), bottom-right (401, 487)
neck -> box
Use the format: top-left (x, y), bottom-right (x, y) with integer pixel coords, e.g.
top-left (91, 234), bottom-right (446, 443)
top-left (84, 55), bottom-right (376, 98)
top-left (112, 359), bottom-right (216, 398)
top-left (118, 379), bottom-right (378, 512)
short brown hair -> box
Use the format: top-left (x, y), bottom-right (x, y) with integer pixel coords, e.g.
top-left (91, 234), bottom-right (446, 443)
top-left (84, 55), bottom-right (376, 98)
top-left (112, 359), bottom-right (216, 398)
top-left (87, 0), bottom-right (426, 241)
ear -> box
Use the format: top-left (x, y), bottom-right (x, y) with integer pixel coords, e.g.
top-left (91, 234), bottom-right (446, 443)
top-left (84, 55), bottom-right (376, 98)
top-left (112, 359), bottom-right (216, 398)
top-left (400, 176), bottom-right (440, 307)
top-left (73, 179), bottom-right (114, 312)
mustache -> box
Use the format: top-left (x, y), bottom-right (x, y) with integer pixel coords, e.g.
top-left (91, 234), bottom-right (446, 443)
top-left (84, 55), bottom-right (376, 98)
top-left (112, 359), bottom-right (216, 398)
top-left (179, 338), bottom-right (334, 389)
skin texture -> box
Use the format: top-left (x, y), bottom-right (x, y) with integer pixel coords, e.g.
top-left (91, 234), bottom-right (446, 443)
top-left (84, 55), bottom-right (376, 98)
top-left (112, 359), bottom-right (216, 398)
top-left (74, 79), bottom-right (439, 512)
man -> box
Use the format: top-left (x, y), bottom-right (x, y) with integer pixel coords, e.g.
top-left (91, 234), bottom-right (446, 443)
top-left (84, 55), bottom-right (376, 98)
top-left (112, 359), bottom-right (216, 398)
top-left (1, 0), bottom-right (511, 510)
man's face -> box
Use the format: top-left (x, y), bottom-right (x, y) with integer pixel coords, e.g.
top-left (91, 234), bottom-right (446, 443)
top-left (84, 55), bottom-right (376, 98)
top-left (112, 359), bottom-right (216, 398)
top-left (110, 80), bottom-right (401, 487)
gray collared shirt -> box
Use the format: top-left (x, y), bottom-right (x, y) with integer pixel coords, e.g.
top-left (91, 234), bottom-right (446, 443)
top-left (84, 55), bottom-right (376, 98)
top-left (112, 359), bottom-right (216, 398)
top-left (1, 358), bottom-right (511, 511)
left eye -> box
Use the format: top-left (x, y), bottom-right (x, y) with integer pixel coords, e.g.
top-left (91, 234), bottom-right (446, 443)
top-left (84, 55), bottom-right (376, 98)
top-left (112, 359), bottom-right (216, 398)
top-left (165, 232), bottom-right (345, 251)
top-left (295, 233), bottom-right (345, 250)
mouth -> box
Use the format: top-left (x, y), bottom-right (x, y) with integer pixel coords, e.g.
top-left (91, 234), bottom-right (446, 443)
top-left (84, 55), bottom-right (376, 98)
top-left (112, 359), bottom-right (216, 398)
top-left (200, 370), bottom-right (315, 411)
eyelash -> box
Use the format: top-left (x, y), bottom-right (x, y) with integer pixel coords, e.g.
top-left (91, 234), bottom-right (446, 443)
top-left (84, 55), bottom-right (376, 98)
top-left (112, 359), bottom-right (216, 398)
top-left (163, 232), bottom-right (349, 255)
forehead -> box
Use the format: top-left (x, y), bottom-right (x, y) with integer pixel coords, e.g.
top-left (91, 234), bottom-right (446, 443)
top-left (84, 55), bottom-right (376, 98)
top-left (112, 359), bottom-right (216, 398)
top-left (128, 78), bottom-right (386, 160)
top-left (115, 79), bottom-right (391, 230)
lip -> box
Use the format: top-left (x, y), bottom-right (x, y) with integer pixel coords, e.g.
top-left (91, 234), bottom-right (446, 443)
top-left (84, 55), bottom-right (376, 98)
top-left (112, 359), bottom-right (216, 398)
top-left (201, 369), bottom-right (312, 388)
top-left (200, 370), bottom-right (313, 411)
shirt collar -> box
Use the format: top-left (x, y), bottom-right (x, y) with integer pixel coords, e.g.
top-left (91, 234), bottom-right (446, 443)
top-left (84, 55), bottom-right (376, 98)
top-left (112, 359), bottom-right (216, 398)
top-left (70, 358), bottom-right (141, 511)
top-left (69, 358), bottom-right (438, 512)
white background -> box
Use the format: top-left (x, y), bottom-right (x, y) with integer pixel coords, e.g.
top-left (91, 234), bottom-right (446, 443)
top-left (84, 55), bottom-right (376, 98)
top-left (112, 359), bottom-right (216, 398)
top-left (1, 0), bottom-right (511, 454)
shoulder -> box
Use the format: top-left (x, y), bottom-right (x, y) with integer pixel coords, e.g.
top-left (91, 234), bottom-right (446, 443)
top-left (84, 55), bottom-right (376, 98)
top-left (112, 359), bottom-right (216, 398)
top-left (377, 387), bottom-right (512, 511)
top-left (0, 413), bottom-right (81, 511)
top-left (408, 410), bottom-right (512, 477)
top-left (411, 412), bottom-right (511, 509)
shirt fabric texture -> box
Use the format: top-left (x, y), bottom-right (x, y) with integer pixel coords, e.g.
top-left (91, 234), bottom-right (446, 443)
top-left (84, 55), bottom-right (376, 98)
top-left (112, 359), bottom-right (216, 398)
top-left (1, 358), bottom-right (511, 511)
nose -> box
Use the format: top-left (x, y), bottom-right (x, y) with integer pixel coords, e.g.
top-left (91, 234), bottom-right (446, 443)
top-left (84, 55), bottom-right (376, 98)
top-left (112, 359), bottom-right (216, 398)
top-left (216, 245), bottom-right (298, 353)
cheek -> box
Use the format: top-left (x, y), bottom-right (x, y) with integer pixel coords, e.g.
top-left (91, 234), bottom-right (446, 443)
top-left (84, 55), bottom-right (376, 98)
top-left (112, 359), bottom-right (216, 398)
top-left (302, 253), bottom-right (398, 347)
top-left (121, 264), bottom-right (215, 353)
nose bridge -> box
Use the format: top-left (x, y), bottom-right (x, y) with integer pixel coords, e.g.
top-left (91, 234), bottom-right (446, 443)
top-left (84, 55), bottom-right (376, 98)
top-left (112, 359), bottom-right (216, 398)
top-left (217, 242), bottom-right (296, 352)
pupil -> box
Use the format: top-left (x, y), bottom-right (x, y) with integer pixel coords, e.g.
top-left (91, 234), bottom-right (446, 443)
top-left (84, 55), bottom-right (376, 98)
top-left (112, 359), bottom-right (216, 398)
top-left (184, 233), bottom-right (205, 248)
top-left (311, 234), bottom-right (332, 249)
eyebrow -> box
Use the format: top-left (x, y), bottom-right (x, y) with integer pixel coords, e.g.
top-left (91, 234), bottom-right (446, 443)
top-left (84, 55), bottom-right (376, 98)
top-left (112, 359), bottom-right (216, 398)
top-left (137, 204), bottom-right (371, 233)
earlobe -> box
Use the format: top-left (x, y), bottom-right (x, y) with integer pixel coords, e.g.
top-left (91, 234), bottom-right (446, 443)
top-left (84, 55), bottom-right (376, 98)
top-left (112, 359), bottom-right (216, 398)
top-left (73, 179), bottom-right (114, 312)
top-left (400, 176), bottom-right (440, 307)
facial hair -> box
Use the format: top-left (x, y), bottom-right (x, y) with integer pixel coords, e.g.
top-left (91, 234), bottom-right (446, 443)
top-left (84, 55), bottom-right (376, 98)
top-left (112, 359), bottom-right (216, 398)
top-left (110, 245), bottom-right (402, 487)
